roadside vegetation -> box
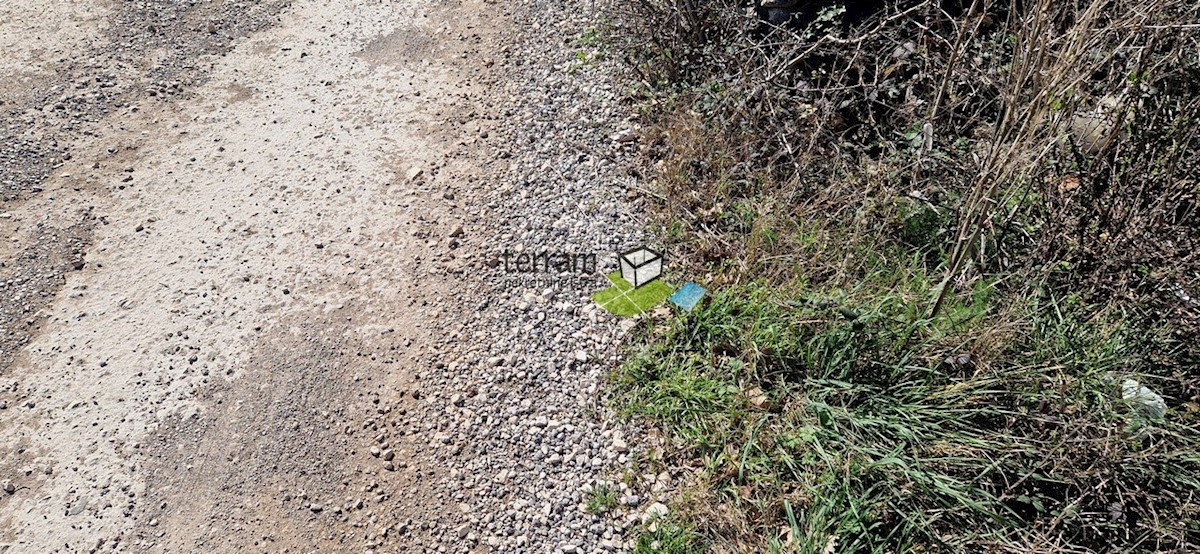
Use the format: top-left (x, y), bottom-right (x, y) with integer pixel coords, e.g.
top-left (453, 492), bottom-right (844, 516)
top-left (602, 0), bottom-right (1200, 550)
top-left (588, 483), bottom-right (622, 514)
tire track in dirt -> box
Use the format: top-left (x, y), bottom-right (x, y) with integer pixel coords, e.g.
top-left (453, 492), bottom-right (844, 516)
top-left (0, 0), bottom-right (291, 403)
top-left (0, 0), bottom-right (508, 551)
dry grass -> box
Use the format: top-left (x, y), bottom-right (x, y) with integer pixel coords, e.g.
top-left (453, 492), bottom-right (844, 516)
top-left (606, 0), bottom-right (1200, 551)
top-left (619, 0), bottom-right (1200, 318)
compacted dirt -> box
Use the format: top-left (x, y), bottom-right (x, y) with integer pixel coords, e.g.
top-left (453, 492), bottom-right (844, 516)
top-left (2, 0), bottom-right (677, 551)
top-left (0, 0), bottom-right (681, 550)
top-left (0, 0), bottom-right (548, 551)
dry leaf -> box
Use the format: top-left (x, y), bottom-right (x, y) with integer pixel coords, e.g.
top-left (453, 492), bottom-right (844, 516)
top-left (822, 534), bottom-right (839, 554)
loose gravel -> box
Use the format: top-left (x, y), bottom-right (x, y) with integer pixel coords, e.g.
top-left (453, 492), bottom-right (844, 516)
top-left (0, 0), bottom-right (682, 551)
top-left (389, 1), bottom-right (685, 551)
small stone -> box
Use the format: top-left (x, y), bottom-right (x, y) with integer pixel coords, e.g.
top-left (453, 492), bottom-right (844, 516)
top-left (612, 437), bottom-right (628, 453)
top-left (642, 502), bottom-right (669, 523)
top-left (573, 350), bottom-right (588, 362)
top-left (449, 225), bottom-right (465, 238)
top-left (611, 128), bottom-right (639, 143)
top-left (309, 503), bottom-right (323, 513)
top-left (1, 480), bottom-right (14, 494)
top-left (68, 497), bottom-right (88, 516)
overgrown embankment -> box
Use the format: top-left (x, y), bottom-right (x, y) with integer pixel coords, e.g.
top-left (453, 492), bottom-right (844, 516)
top-left (605, 0), bottom-right (1200, 551)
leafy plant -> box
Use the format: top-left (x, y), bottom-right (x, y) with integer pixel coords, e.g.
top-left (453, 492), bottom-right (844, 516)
top-left (586, 483), bottom-right (620, 515)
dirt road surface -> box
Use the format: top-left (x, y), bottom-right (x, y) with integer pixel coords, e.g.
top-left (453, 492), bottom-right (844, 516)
top-left (0, 0), bottom-right (659, 551)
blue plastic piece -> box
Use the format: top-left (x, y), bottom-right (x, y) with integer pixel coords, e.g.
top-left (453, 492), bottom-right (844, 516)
top-left (669, 281), bottom-right (706, 312)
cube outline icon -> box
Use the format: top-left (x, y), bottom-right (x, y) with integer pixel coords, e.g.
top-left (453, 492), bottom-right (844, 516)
top-left (619, 247), bottom-right (664, 288)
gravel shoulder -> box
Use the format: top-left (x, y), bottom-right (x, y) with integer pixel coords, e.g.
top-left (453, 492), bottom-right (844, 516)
top-left (0, 0), bottom-right (673, 552)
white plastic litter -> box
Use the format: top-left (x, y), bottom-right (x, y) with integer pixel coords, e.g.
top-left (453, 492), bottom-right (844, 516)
top-left (1121, 378), bottom-right (1167, 420)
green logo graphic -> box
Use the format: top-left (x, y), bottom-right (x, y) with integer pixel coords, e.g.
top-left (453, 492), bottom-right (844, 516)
top-left (592, 248), bottom-right (673, 316)
top-left (592, 271), bottom-right (675, 316)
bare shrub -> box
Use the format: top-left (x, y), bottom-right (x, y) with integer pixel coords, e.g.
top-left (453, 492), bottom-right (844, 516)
top-left (615, 0), bottom-right (1200, 331)
top-left (610, 0), bottom-right (1200, 550)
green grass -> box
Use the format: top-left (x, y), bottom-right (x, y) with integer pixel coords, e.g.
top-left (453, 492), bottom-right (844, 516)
top-left (606, 2), bottom-right (1200, 549)
top-left (586, 483), bottom-right (620, 515)
top-left (611, 277), bottom-right (1200, 552)
top-left (577, 23), bottom-right (609, 48)
top-left (632, 521), bottom-right (705, 554)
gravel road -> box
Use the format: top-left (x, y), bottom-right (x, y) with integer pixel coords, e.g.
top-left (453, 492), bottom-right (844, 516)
top-left (0, 0), bottom-right (675, 552)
